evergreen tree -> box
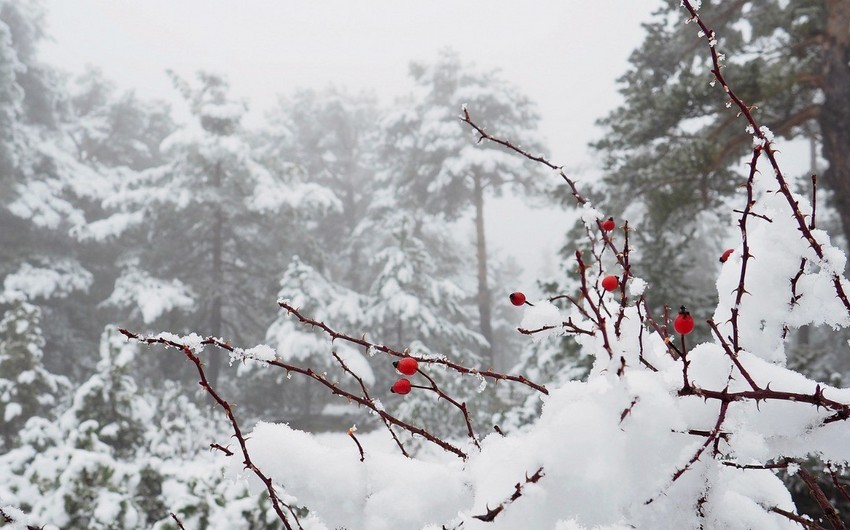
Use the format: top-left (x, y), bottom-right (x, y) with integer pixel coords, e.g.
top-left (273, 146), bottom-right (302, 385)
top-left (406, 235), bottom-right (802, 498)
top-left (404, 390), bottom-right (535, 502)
top-left (0, 294), bottom-right (69, 450)
top-left (101, 72), bottom-right (337, 387)
top-left (379, 50), bottom-right (545, 367)
top-left (260, 87), bottom-right (378, 292)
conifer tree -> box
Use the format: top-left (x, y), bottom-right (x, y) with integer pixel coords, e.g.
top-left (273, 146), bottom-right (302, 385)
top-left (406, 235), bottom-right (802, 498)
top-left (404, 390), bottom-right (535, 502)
top-left (0, 294), bottom-right (69, 450)
top-left (380, 50), bottom-right (544, 367)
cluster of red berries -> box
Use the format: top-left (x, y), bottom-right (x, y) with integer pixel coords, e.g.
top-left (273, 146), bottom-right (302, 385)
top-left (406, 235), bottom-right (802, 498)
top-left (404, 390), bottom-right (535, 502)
top-left (390, 356), bottom-right (419, 395)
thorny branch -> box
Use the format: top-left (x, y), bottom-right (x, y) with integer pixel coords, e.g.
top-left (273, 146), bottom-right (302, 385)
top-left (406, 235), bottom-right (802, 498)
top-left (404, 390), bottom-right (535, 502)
top-left (278, 300), bottom-right (549, 395)
top-left (471, 467), bottom-right (545, 522)
top-left (122, 329), bottom-right (468, 459)
top-left (0, 506), bottom-right (43, 530)
top-left (680, 0), bottom-right (850, 318)
top-left (118, 329), bottom-right (300, 530)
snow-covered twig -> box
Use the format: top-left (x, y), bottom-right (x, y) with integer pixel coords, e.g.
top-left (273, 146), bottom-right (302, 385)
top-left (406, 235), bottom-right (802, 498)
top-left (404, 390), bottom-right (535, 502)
top-left (471, 467), bottom-right (545, 522)
top-left (331, 351), bottom-right (409, 457)
top-left (0, 505), bottom-right (43, 530)
top-left (118, 329), bottom-right (301, 530)
top-left (680, 0), bottom-right (850, 317)
top-left (277, 300), bottom-right (549, 395)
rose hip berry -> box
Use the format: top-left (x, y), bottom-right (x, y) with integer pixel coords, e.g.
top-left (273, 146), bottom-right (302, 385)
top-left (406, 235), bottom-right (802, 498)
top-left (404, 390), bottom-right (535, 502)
top-left (391, 378), bottom-right (412, 395)
top-left (674, 306), bottom-right (695, 335)
top-left (395, 357), bottom-right (418, 376)
top-left (601, 275), bottom-right (619, 292)
top-left (510, 292), bottom-right (527, 306)
top-left (719, 248), bottom-right (734, 263)
top-left (601, 217), bottom-right (616, 231)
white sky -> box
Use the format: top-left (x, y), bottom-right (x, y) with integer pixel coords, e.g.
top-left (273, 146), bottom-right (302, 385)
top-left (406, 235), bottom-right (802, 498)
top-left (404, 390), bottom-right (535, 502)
top-left (42, 0), bottom-right (661, 293)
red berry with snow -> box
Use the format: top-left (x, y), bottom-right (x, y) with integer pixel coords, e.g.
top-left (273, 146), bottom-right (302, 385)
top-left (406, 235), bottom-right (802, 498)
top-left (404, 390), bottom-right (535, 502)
top-left (674, 306), bottom-right (695, 335)
top-left (601, 217), bottom-right (616, 231)
top-left (509, 292), bottom-right (526, 306)
top-left (391, 378), bottom-right (412, 395)
top-left (601, 275), bottom-right (619, 292)
top-left (396, 357), bottom-right (418, 376)
top-left (719, 248), bottom-right (734, 263)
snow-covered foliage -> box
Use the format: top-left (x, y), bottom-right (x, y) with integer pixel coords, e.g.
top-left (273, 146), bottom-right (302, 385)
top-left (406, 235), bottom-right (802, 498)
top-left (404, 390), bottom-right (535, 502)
top-left (0, 296), bottom-right (69, 450)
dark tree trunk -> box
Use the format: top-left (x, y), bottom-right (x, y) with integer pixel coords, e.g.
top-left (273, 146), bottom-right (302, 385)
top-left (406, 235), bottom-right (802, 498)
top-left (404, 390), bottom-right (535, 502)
top-left (473, 172), bottom-right (493, 365)
top-left (208, 162), bottom-right (224, 386)
top-left (819, 0), bottom-right (850, 259)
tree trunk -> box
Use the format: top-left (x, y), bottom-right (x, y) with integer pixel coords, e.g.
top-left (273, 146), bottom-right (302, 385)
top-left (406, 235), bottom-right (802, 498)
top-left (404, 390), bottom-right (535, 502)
top-left (819, 0), bottom-right (850, 259)
top-left (208, 162), bottom-right (224, 386)
top-left (473, 172), bottom-right (493, 365)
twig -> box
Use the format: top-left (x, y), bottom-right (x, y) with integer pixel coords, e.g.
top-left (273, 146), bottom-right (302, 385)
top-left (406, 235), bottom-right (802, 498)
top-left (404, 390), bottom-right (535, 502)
top-left (471, 467), bottom-right (545, 522)
top-left (347, 426), bottom-right (365, 462)
top-left (707, 318), bottom-right (761, 391)
top-left (771, 507), bottom-right (828, 530)
top-left (278, 301), bottom-right (548, 395)
top-left (118, 329), bottom-right (298, 530)
top-left (680, 0), bottom-right (850, 318)
top-left (170, 512), bottom-right (187, 530)
top-left (332, 352), bottom-right (409, 457)
top-left (797, 466), bottom-right (847, 530)
top-left (210, 443), bottom-right (233, 456)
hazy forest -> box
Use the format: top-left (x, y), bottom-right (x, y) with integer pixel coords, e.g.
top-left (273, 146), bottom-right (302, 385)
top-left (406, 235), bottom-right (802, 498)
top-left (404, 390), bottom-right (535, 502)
top-left (3, 0), bottom-right (850, 528)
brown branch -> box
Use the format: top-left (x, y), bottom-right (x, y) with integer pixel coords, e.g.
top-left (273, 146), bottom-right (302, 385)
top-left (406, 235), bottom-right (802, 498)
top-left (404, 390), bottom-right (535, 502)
top-left (332, 352), bottom-right (409, 457)
top-left (771, 507), bottom-right (829, 530)
top-left (414, 365), bottom-right (480, 448)
top-left (707, 318), bottom-right (761, 391)
top-left (797, 466), bottom-right (847, 530)
top-left (826, 463), bottom-right (850, 506)
top-left (575, 250), bottom-right (614, 359)
top-left (472, 467), bottom-right (545, 522)
top-left (680, 0), bottom-right (850, 318)
top-left (124, 329), bottom-right (466, 459)
top-left (460, 107), bottom-right (586, 206)
top-left (810, 174), bottom-right (818, 229)
top-left (646, 400), bottom-right (730, 505)
top-left (118, 329), bottom-right (297, 530)
top-left (347, 426), bottom-right (365, 463)
top-left (278, 301), bottom-right (548, 395)
top-left (170, 512), bottom-right (187, 530)
top-left (210, 442), bottom-right (233, 456)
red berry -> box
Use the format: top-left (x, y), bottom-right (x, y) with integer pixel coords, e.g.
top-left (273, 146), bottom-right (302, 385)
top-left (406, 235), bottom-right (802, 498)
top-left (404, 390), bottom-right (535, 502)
top-left (601, 217), bottom-right (616, 231)
top-left (674, 306), bottom-right (695, 335)
top-left (396, 357), bottom-right (418, 376)
top-left (391, 378), bottom-right (412, 395)
top-left (601, 275), bottom-right (619, 292)
top-left (719, 248), bottom-right (734, 263)
top-left (509, 292), bottom-right (526, 306)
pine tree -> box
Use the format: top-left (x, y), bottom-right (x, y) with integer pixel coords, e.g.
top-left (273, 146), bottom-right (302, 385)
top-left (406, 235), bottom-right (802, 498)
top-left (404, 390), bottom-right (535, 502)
top-left (101, 73), bottom-right (337, 387)
top-left (379, 49), bottom-right (545, 367)
top-left (0, 294), bottom-right (69, 450)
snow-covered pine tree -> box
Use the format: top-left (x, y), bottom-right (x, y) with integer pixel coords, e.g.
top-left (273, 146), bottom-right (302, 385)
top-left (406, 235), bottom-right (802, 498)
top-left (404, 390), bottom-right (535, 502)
top-left (379, 49), bottom-right (545, 368)
top-left (0, 293), bottom-right (69, 451)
